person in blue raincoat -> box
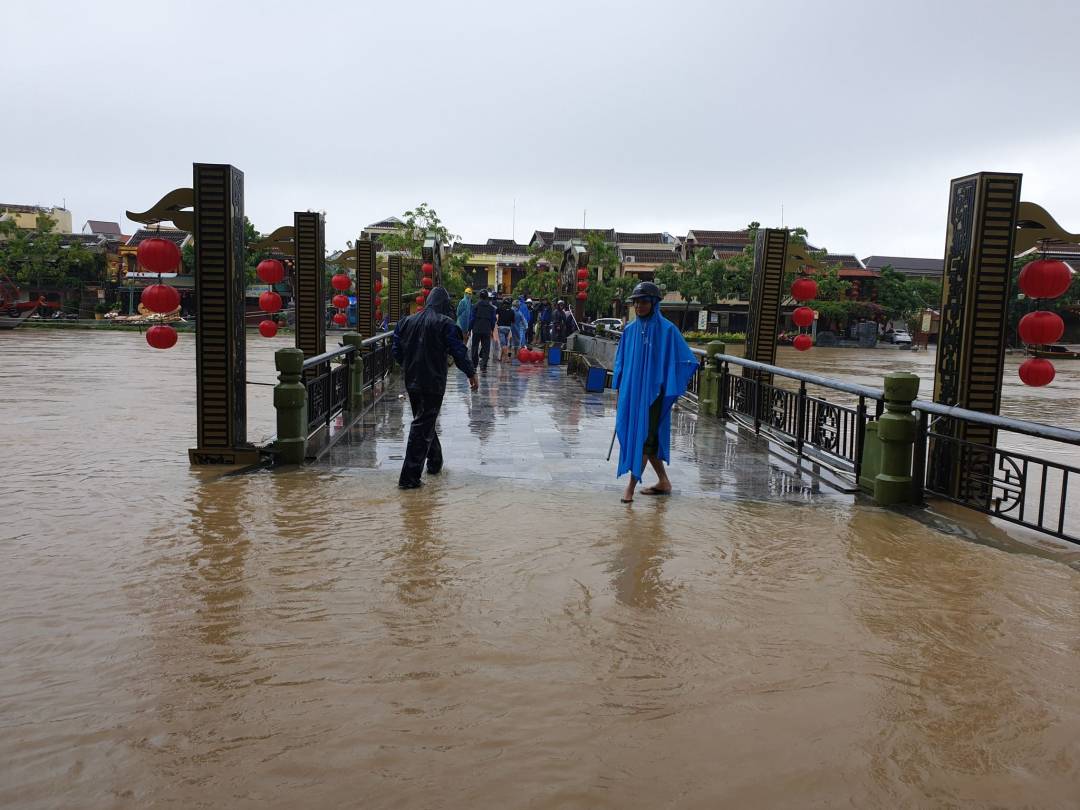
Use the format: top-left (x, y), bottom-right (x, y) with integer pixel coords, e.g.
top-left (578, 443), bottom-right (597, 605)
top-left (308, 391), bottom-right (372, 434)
top-left (512, 296), bottom-right (528, 352)
top-left (456, 287), bottom-right (473, 343)
top-left (612, 281), bottom-right (699, 503)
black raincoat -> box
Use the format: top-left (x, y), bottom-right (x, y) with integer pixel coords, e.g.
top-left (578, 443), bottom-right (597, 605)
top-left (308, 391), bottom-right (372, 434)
top-left (392, 287), bottom-right (475, 394)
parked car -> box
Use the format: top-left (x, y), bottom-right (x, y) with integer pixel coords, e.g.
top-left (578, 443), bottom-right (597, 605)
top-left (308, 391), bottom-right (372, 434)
top-left (884, 328), bottom-right (912, 344)
top-left (594, 318), bottom-right (623, 330)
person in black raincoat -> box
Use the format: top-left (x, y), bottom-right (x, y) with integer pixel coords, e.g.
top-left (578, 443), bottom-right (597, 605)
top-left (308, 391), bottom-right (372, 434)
top-left (392, 286), bottom-right (479, 489)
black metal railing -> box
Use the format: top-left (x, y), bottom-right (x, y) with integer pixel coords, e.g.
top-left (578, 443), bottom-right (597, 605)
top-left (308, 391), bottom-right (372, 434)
top-left (704, 351), bottom-right (1080, 546)
top-left (302, 331), bottom-right (394, 433)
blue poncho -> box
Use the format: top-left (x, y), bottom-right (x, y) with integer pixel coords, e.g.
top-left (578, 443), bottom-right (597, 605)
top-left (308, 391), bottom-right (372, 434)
top-left (611, 306), bottom-right (699, 481)
top-left (456, 296), bottom-right (471, 334)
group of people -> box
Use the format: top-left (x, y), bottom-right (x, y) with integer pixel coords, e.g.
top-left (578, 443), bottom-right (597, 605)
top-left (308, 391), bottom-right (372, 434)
top-left (453, 289), bottom-right (580, 373)
top-left (393, 281), bottom-right (698, 501)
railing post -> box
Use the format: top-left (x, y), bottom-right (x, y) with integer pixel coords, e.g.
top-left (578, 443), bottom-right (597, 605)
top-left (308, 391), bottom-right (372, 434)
top-left (911, 409), bottom-right (928, 507)
top-left (795, 380), bottom-right (807, 457)
top-left (718, 359), bottom-right (728, 420)
top-left (753, 370), bottom-right (762, 434)
top-left (272, 348), bottom-right (307, 464)
top-left (698, 341), bottom-right (725, 417)
top-left (874, 372), bottom-right (921, 506)
top-left (342, 332), bottom-right (365, 410)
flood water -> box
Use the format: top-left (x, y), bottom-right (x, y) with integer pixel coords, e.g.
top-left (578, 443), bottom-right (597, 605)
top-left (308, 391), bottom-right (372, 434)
top-left (3, 330), bottom-right (1080, 809)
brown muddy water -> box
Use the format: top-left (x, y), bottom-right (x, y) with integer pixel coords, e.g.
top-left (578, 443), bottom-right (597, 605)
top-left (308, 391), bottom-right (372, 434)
top-left (2, 330), bottom-right (1080, 809)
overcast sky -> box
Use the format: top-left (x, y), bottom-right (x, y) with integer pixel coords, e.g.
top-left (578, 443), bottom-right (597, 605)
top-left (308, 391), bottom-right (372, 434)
top-left (6, 0), bottom-right (1079, 259)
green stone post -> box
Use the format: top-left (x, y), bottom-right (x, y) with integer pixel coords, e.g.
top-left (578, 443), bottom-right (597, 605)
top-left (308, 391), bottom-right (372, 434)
top-left (272, 348), bottom-right (307, 464)
top-left (342, 332), bottom-right (366, 410)
top-left (698, 341), bottom-right (726, 417)
top-left (874, 372), bottom-right (920, 506)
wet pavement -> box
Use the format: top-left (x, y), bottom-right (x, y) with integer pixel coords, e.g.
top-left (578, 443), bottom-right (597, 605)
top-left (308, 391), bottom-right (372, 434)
top-left (324, 357), bottom-right (852, 505)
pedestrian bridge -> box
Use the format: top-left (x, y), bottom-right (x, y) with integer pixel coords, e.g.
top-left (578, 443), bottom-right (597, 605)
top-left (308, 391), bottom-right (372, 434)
top-left (317, 358), bottom-right (849, 507)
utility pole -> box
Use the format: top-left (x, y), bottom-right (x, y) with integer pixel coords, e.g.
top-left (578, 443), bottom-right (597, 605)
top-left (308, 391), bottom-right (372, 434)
top-left (583, 208), bottom-right (586, 230)
top-left (512, 199), bottom-right (515, 242)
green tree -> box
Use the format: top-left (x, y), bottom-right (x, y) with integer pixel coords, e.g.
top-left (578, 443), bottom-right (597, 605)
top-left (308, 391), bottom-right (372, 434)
top-left (442, 248), bottom-right (472, 300)
top-left (0, 211), bottom-right (99, 288)
top-left (874, 265), bottom-right (920, 321)
top-left (516, 245), bottom-right (564, 301)
top-left (377, 203), bottom-right (462, 290)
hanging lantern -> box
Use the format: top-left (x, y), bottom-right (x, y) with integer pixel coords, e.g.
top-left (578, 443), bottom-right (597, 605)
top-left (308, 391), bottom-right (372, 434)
top-left (146, 324), bottom-right (178, 350)
top-left (331, 273), bottom-right (351, 291)
top-left (791, 278), bottom-right (818, 301)
top-left (422, 263), bottom-right (434, 276)
top-left (137, 238), bottom-right (181, 274)
top-left (577, 292), bottom-right (587, 300)
top-left (1019, 259), bottom-right (1072, 300)
top-left (416, 295), bottom-right (425, 305)
top-left (423, 277), bottom-right (433, 289)
top-left (577, 281), bottom-right (588, 291)
top-left (259, 291), bottom-right (282, 313)
top-left (577, 267), bottom-right (588, 280)
top-left (332, 294), bottom-right (349, 310)
top-left (141, 283), bottom-right (180, 314)
top-left (375, 279), bottom-right (383, 293)
top-left (793, 334), bottom-right (813, 351)
top-left (416, 304), bottom-right (424, 310)
top-left (374, 310), bottom-right (382, 321)
top-left (257, 258), bottom-right (285, 285)
top-left (1018, 311), bottom-right (1065, 345)
top-left (333, 312), bottom-right (348, 326)
top-left (792, 306), bottom-right (814, 328)
top-left (1019, 357), bottom-right (1055, 387)
top-left (259, 319), bottom-right (278, 338)
top-left (375, 296), bottom-right (382, 308)
top-left (422, 288), bottom-right (430, 298)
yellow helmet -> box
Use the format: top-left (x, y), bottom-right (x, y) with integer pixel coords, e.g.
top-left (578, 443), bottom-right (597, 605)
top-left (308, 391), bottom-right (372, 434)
top-left (464, 287), bottom-right (473, 294)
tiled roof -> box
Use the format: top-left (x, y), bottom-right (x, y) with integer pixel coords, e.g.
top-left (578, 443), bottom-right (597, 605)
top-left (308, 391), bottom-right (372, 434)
top-left (825, 253), bottom-right (865, 269)
top-left (712, 250), bottom-right (745, 260)
top-left (684, 229), bottom-right (751, 246)
top-left (620, 249), bottom-right (680, 264)
top-left (529, 230), bottom-right (554, 245)
top-left (838, 268), bottom-right (881, 278)
top-left (453, 243), bottom-right (530, 257)
top-left (366, 216), bottom-right (403, 229)
top-left (27, 233), bottom-right (108, 250)
top-left (85, 220), bottom-right (121, 235)
top-left (863, 255), bottom-right (943, 273)
top-left (616, 232), bottom-right (669, 244)
top-left (552, 227), bottom-right (616, 243)
top-left (125, 228), bottom-right (191, 247)
top-left (486, 238), bottom-right (519, 246)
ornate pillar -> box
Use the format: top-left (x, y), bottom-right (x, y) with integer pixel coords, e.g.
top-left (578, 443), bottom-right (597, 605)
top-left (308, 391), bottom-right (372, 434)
top-left (354, 239), bottom-right (376, 339)
top-left (188, 163), bottom-right (256, 465)
top-left (929, 172), bottom-right (1022, 497)
top-left (294, 211), bottom-right (326, 367)
top-left (743, 228), bottom-right (788, 381)
top-left (387, 254), bottom-right (403, 326)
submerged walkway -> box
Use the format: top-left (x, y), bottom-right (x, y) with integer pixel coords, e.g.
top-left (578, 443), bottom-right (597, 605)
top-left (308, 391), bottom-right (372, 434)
top-left (323, 360), bottom-right (851, 504)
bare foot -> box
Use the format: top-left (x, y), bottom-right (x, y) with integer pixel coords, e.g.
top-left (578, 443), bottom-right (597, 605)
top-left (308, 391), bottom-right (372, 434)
top-left (621, 481), bottom-right (636, 503)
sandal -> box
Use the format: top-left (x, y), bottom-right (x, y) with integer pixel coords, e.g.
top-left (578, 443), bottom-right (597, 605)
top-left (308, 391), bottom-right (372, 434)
top-left (640, 487), bottom-right (672, 496)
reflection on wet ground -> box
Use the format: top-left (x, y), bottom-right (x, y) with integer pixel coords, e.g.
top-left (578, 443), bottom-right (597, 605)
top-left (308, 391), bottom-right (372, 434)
top-left (2, 330), bottom-right (1080, 808)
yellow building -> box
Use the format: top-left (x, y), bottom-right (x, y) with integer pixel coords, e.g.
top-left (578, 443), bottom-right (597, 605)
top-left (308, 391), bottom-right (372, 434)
top-left (0, 204), bottom-right (73, 233)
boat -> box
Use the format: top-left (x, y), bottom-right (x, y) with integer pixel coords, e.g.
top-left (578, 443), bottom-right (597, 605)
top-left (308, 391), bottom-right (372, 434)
top-left (1026, 343), bottom-right (1080, 359)
top-left (0, 270), bottom-right (57, 329)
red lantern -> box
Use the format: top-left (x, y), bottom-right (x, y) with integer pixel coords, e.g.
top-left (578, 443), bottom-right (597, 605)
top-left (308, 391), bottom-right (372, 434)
top-left (332, 294), bottom-right (349, 310)
top-left (577, 292), bottom-right (587, 300)
top-left (417, 304), bottom-right (424, 310)
top-left (422, 288), bottom-right (430, 298)
top-left (422, 263), bottom-right (434, 276)
top-left (577, 281), bottom-right (587, 291)
top-left (259, 291), bottom-right (282, 313)
top-left (257, 258), bottom-right (285, 285)
top-left (423, 277), bottom-right (433, 289)
top-left (534, 351), bottom-right (544, 362)
top-left (331, 273), bottom-right (351, 291)
top-left (375, 296), bottom-right (382, 308)
top-left (791, 277), bottom-right (818, 301)
top-left (792, 306), bottom-right (814, 328)
top-left (1018, 311), bottom-right (1064, 345)
top-left (137, 237), bottom-right (181, 274)
top-left (333, 312), bottom-right (348, 326)
top-left (416, 296), bottom-right (425, 305)
top-left (259, 319), bottom-right (278, 338)
top-left (141, 283), bottom-right (180, 314)
top-left (1019, 357), bottom-right (1055, 387)
top-left (146, 324), bottom-right (178, 350)
top-left (793, 334), bottom-right (813, 351)
top-left (577, 267), bottom-right (588, 280)
top-left (518, 349), bottom-right (529, 362)
top-left (1019, 259), bottom-right (1072, 299)
top-left (374, 310), bottom-right (382, 320)
top-left (375, 279), bottom-right (383, 293)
